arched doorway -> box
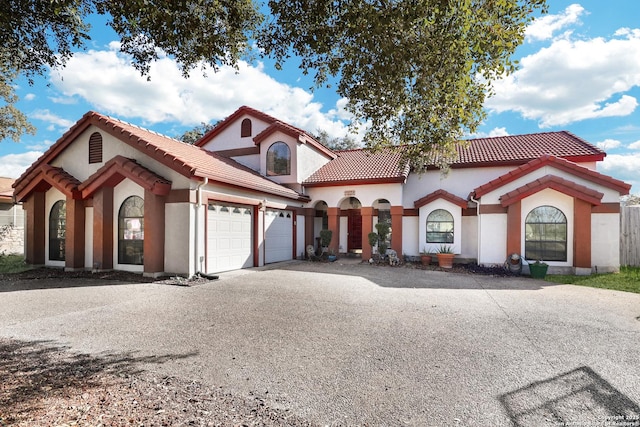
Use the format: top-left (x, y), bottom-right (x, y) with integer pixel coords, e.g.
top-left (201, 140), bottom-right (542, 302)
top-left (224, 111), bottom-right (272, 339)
top-left (340, 197), bottom-right (362, 253)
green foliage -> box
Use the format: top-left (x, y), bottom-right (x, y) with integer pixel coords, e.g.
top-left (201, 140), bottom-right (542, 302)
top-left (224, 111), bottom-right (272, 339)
top-left (315, 129), bottom-right (360, 151)
top-left (178, 122), bottom-right (216, 144)
top-left (0, 0), bottom-right (546, 157)
top-left (436, 244), bottom-right (454, 254)
top-left (544, 267), bottom-right (640, 294)
top-left (0, 254), bottom-right (31, 274)
top-left (367, 231), bottom-right (378, 249)
top-left (319, 229), bottom-right (332, 247)
top-left (261, 0), bottom-right (547, 171)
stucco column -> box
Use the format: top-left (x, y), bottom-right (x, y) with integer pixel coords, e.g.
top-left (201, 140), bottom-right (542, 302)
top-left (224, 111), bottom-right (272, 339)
top-left (92, 187), bottom-right (114, 270)
top-left (506, 201), bottom-right (522, 256)
top-left (360, 207), bottom-right (374, 260)
top-left (327, 207), bottom-right (340, 254)
top-left (143, 189), bottom-right (166, 277)
top-left (574, 198), bottom-right (592, 269)
top-left (24, 192), bottom-right (45, 265)
top-left (390, 206), bottom-right (404, 255)
top-left (65, 197), bottom-right (85, 270)
top-left (302, 208), bottom-right (315, 254)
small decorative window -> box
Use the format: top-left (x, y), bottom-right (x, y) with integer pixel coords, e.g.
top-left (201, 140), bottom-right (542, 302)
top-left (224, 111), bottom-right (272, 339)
top-left (118, 196), bottom-right (144, 265)
top-left (426, 209), bottom-right (454, 243)
top-left (241, 118), bottom-right (252, 137)
top-left (525, 206), bottom-right (567, 261)
top-left (89, 132), bottom-right (103, 164)
top-left (49, 200), bottom-right (66, 261)
top-left (266, 141), bottom-right (291, 176)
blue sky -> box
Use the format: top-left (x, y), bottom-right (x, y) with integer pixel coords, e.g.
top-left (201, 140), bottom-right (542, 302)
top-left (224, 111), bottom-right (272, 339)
top-left (2, 1), bottom-right (640, 194)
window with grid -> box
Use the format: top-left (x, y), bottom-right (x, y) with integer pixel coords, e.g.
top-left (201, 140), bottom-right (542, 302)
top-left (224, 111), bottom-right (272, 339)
top-left (525, 206), bottom-right (567, 261)
top-left (266, 141), bottom-right (291, 176)
top-left (49, 200), bottom-right (66, 261)
top-left (426, 209), bottom-right (454, 243)
top-left (118, 196), bottom-right (144, 265)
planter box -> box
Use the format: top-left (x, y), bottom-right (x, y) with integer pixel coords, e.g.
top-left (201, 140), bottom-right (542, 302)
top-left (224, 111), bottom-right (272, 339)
top-left (529, 263), bottom-right (548, 279)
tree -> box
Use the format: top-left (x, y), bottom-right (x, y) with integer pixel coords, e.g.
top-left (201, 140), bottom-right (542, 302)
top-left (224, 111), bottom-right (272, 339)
top-left (178, 122), bottom-right (216, 145)
top-left (1, 0), bottom-right (547, 171)
top-left (314, 129), bottom-right (360, 151)
top-left (260, 0), bottom-right (547, 170)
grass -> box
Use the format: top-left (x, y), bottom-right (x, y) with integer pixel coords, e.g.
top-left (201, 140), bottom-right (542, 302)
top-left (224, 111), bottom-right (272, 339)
top-left (544, 266), bottom-right (640, 294)
top-left (0, 254), bottom-right (33, 274)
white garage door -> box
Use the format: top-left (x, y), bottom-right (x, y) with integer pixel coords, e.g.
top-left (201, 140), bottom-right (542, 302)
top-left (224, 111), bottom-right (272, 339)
top-left (265, 209), bottom-right (293, 264)
top-left (206, 203), bottom-right (253, 273)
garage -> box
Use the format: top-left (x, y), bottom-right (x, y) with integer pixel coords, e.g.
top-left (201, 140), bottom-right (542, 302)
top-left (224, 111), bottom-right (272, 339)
top-left (206, 203), bottom-right (253, 273)
top-left (264, 209), bottom-right (293, 264)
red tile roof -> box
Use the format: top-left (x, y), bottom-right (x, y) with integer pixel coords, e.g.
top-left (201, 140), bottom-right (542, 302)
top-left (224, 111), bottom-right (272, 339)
top-left (303, 148), bottom-right (410, 186)
top-left (455, 131), bottom-right (605, 167)
top-left (499, 175), bottom-right (604, 207)
top-left (14, 164), bottom-right (82, 202)
top-left (414, 189), bottom-right (468, 209)
top-left (471, 155), bottom-right (630, 199)
top-left (14, 111), bottom-right (308, 203)
top-left (79, 155), bottom-right (172, 198)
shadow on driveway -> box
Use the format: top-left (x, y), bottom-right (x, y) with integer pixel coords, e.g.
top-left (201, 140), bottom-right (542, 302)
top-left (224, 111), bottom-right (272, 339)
top-left (500, 366), bottom-right (640, 426)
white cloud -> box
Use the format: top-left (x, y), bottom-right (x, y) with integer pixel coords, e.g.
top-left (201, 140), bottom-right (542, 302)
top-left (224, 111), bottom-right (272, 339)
top-left (49, 43), bottom-right (354, 139)
top-left (0, 151), bottom-right (43, 178)
top-left (595, 139), bottom-right (622, 150)
top-left (30, 110), bottom-right (75, 129)
top-left (470, 127), bottom-right (510, 138)
top-left (628, 140), bottom-right (640, 150)
top-left (597, 152), bottom-right (640, 194)
top-left (526, 4), bottom-right (586, 42)
top-left (487, 28), bottom-right (640, 127)
top-left (23, 93), bottom-right (36, 101)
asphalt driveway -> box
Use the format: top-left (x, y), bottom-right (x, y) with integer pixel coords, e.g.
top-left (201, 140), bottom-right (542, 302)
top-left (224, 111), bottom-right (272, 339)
top-left (1, 261), bottom-right (639, 426)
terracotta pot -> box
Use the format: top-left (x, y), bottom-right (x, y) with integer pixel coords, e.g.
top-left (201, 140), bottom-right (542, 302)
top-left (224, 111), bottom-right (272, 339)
top-left (420, 255), bottom-right (432, 266)
top-left (437, 253), bottom-right (455, 269)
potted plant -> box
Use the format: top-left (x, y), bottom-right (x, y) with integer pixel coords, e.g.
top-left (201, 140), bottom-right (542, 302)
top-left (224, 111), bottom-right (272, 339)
top-left (375, 222), bottom-right (391, 261)
top-left (528, 260), bottom-right (548, 279)
top-left (420, 247), bottom-right (433, 266)
top-left (436, 245), bottom-right (455, 269)
top-left (367, 232), bottom-right (379, 263)
top-left (327, 248), bottom-right (338, 262)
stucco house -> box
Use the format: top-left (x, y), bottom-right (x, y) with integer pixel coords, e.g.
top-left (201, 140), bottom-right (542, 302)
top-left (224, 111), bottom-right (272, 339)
top-left (0, 177), bottom-right (24, 254)
top-left (13, 106), bottom-right (630, 277)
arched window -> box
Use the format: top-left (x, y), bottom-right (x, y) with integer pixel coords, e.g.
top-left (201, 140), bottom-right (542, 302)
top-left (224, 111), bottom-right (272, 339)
top-left (426, 209), bottom-right (454, 243)
top-left (241, 118), bottom-right (252, 137)
top-left (49, 200), bottom-right (66, 261)
top-left (525, 206), bottom-right (567, 261)
top-left (266, 141), bottom-right (291, 176)
top-left (88, 132), bottom-right (103, 163)
top-left (118, 196), bottom-right (144, 265)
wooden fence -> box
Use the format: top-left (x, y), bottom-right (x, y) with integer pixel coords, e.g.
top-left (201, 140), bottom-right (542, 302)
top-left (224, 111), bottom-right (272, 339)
top-left (621, 206), bottom-right (640, 267)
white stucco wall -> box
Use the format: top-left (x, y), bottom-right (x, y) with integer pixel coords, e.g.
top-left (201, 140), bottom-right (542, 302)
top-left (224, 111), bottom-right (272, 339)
top-left (165, 202), bottom-right (194, 276)
top-left (230, 154), bottom-right (260, 171)
top-left (591, 213), bottom-right (620, 272)
top-left (479, 214), bottom-right (508, 266)
top-left (45, 187), bottom-right (66, 268)
top-left (113, 179), bottom-right (144, 273)
top-left (402, 216), bottom-right (420, 256)
top-left (51, 125), bottom-right (192, 189)
top-left (200, 114), bottom-right (271, 152)
top-left (339, 216), bottom-right (348, 253)
top-left (461, 216), bottom-right (478, 259)
top-left (296, 214), bottom-right (306, 259)
top-left (297, 143), bottom-right (332, 182)
top-left (84, 207), bottom-right (93, 269)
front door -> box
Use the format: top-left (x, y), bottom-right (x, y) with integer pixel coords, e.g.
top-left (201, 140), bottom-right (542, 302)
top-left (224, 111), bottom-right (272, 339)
top-left (348, 209), bottom-right (362, 252)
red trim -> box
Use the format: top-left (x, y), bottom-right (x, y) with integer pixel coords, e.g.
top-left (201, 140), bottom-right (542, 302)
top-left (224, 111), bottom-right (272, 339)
top-left (472, 155), bottom-right (630, 199)
top-left (253, 121), bottom-right (336, 160)
top-left (79, 155), bottom-right (171, 199)
top-left (592, 203), bottom-right (620, 214)
top-left (499, 175), bottom-right (604, 207)
top-left (196, 106), bottom-right (281, 147)
top-left (14, 164), bottom-right (81, 202)
top-left (414, 189), bottom-right (468, 209)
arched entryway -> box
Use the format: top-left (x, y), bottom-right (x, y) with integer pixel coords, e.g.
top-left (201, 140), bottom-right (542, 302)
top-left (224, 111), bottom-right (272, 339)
top-left (340, 197), bottom-right (362, 253)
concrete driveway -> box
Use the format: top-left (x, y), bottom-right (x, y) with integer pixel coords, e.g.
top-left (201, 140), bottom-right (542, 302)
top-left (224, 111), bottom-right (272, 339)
top-left (1, 261), bottom-right (639, 426)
